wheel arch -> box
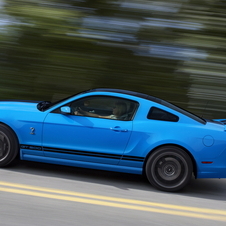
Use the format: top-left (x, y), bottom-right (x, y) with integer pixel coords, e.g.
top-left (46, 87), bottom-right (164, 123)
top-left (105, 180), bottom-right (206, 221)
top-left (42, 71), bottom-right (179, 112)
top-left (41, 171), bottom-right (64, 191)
top-left (0, 122), bottom-right (20, 147)
top-left (143, 144), bottom-right (197, 178)
top-left (0, 121), bottom-right (20, 164)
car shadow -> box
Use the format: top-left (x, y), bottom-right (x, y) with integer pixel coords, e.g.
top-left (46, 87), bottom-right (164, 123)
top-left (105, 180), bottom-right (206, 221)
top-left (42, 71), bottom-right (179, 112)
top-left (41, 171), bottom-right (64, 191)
top-left (6, 159), bottom-right (151, 189)
top-left (182, 177), bottom-right (226, 199)
top-left (4, 159), bottom-right (226, 201)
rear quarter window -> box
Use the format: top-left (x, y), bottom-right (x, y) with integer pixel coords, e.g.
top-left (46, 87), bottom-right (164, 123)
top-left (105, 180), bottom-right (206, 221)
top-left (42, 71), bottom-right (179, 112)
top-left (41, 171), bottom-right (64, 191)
top-left (147, 107), bottom-right (179, 122)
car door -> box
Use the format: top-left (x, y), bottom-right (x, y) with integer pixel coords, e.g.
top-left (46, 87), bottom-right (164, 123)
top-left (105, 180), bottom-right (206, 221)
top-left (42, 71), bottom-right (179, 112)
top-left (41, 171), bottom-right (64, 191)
top-left (42, 96), bottom-right (135, 165)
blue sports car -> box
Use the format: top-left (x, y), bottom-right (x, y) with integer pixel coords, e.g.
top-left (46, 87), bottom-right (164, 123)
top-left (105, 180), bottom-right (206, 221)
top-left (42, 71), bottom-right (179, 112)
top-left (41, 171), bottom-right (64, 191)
top-left (0, 88), bottom-right (226, 191)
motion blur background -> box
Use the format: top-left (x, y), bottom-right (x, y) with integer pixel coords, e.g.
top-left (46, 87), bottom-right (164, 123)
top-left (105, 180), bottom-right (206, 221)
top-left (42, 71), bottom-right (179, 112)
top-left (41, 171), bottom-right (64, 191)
top-left (0, 0), bottom-right (226, 118)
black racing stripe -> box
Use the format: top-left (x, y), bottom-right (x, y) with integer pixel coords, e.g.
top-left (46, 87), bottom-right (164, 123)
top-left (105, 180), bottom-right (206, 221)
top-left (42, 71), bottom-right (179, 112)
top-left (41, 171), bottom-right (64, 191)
top-left (121, 156), bottom-right (144, 162)
top-left (44, 147), bottom-right (121, 160)
top-left (20, 145), bottom-right (144, 162)
top-left (43, 147), bottom-right (121, 159)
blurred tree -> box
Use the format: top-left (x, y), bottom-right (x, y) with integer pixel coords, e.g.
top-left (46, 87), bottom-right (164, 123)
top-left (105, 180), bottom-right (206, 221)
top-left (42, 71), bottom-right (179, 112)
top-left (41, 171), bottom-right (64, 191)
top-left (0, 0), bottom-right (226, 118)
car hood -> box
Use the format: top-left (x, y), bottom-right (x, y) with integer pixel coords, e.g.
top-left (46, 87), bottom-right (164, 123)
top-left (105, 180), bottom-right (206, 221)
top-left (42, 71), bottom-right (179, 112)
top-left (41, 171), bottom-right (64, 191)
top-left (0, 100), bottom-right (40, 112)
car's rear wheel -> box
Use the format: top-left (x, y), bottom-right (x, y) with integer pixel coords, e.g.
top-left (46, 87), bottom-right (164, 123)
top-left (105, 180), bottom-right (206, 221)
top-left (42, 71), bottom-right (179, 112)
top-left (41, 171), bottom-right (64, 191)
top-left (0, 124), bottom-right (19, 167)
top-left (145, 146), bottom-right (193, 192)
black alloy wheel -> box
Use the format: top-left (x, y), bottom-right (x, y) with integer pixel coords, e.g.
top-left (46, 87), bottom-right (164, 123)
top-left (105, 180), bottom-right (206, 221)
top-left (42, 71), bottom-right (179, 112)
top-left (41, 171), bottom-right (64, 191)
top-left (145, 146), bottom-right (193, 192)
top-left (0, 124), bottom-right (19, 167)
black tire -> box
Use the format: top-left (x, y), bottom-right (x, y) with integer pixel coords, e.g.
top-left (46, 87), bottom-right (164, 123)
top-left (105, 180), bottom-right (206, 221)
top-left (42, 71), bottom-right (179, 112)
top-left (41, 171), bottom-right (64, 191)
top-left (145, 146), bottom-right (193, 192)
top-left (0, 124), bottom-right (19, 167)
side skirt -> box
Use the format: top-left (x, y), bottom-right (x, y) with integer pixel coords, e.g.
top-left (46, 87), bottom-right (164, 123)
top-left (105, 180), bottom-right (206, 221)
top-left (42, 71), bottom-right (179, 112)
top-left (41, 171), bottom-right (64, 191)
top-left (21, 154), bottom-right (143, 175)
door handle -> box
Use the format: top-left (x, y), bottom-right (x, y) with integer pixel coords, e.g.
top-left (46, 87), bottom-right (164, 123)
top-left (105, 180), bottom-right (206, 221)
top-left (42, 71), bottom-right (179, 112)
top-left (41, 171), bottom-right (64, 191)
top-left (110, 126), bottom-right (128, 132)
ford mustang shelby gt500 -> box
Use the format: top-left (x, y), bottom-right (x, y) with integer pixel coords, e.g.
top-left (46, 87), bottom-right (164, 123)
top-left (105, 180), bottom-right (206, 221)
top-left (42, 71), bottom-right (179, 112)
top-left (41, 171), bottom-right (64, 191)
top-left (0, 88), bottom-right (226, 191)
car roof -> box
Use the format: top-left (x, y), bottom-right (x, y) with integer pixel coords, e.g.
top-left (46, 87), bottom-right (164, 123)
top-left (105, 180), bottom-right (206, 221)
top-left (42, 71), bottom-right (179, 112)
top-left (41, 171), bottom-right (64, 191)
top-left (84, 88), bottom-right (206, 125)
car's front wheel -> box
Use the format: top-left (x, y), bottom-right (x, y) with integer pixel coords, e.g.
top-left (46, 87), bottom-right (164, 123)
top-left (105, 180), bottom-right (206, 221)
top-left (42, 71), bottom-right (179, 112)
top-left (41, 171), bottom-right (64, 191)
top-left (0, 124), bottom-right (19, 167)
top-left (145, 146), bottom-right (193, 192)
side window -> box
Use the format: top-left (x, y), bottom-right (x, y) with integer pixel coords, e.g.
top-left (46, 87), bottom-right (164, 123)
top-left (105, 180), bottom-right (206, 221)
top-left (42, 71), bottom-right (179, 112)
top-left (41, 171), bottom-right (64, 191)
top-left (71, 97), bottom-right (113, 116)
top-left (147, 107), bottom-right (179, 122)
top-left (54, 96), bottom-right (138, 121)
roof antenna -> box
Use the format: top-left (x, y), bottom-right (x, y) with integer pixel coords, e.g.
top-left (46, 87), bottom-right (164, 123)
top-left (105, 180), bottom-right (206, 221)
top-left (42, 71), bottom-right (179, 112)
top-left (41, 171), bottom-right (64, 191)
top-left (202, 100), bottom-right (209, 118)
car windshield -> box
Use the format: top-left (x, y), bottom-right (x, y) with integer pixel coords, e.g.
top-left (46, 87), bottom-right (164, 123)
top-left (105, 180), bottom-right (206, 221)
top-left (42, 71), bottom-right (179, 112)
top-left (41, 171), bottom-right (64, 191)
top-left (37, 90), bottom-right (90, 111)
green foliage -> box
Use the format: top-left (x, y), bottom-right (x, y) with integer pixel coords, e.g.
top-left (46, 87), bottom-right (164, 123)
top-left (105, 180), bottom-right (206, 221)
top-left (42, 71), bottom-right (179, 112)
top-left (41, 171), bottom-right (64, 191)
top-left (0, 0), bottom-right (226, 118)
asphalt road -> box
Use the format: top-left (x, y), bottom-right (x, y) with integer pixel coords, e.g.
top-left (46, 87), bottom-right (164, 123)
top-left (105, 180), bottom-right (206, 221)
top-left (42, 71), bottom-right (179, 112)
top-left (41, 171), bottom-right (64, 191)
top-left (1, 160), bottom-right (226, 226)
